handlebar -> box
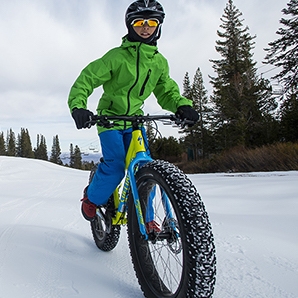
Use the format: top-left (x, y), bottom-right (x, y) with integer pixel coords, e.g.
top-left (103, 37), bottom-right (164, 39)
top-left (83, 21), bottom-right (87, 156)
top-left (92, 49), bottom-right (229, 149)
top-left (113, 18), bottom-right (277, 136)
top-left (85, 114), bottom-right (195, 129)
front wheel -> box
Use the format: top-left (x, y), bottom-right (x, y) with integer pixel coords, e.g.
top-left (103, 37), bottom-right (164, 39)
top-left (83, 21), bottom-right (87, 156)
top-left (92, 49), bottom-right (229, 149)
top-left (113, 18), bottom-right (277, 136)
top-left (127, 160), bottom-right (216, 298)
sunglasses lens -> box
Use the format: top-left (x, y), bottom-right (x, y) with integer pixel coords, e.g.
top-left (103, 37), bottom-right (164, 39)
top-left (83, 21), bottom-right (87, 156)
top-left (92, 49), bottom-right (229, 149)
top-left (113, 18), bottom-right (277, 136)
top-left (147, 19), bottom-right (159, 27)
top-left (132, 19), bottom-right (159, 27)
top-left (133, 20), bottom-right (145, 27)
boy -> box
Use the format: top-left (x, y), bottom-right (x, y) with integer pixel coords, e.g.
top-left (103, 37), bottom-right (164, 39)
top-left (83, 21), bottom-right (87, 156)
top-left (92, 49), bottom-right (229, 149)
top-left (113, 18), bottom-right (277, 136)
top-left (68, 0), bottom-right (198, 221)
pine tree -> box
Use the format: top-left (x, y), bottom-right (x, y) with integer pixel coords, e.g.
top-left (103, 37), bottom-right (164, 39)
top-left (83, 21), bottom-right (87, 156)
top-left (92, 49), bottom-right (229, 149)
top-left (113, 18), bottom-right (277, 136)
top-left (40, 135), bottom-right (48, 160)
top-left (264, 0), bottom-right (298, 142)
top-left (16, 133), bottom-right (21, 157)
top-left (181, 68), bottom-right (215, 160)
top-left (0, 132), bottom-right (6, 155)
top-left (151, 136), bottom-right (182, 163)
top-left (25, 129), bottom-right (34, 158)
top-left (192, 68), bottom-right (213, 158)
top-left (182, 72), bottom-right (192, 99)
top-left (34, 134), bottom-right (48, 160)
top-left (50, 135), bottom-right (62, 165)
top-left (6, 129), bottom-right (16, 156)
top-left (69, 143), bottom-right (75, 168)
top-left (280, 91), bottom-right (298, 141)
top-left (145, 120), bottom-right (156, 155)
top-left (69, 143), bottom-right (82, 169)
top-left (17, 128), bottom-right (34, 158)
top-left (73, 145), bottom-right (82, 169)
top-left (181, 68), bottom-right (213, 160)
top-left (82, 160), bottom-right (95, 171)
top-left (264, 0), bottom-right (298, 94)
top-left (210, 0), bottom-right (276, 150)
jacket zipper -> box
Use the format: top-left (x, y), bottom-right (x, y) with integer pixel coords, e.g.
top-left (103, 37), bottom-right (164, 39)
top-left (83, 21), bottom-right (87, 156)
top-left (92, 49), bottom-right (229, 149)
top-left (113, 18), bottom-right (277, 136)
top-left (126, 44), bottom-right (141, 115)
top-left (139, 69), bottom-right (152, 96)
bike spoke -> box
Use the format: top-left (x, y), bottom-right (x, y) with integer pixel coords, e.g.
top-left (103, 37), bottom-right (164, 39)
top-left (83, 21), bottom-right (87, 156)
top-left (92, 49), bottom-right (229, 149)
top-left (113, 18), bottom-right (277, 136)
top-left (145, 183), bottom-right (184, 293)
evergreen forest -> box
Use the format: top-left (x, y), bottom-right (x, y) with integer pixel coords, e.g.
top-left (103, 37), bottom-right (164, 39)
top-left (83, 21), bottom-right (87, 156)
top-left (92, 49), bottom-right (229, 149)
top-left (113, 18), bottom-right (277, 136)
top-left (1, 0), bottom-right (297, 173)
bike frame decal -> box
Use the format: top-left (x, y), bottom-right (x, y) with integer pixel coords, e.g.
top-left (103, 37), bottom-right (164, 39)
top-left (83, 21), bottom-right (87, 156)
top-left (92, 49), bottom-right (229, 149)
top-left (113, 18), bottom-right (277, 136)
top-left (120, 174), bottom-right (131, 212)
top-left (128, 151), bottom-right (152, 239)
top-left (112, 184), bottom-right (128, 225)
top-left (125, 129), bottom-right (146, 168)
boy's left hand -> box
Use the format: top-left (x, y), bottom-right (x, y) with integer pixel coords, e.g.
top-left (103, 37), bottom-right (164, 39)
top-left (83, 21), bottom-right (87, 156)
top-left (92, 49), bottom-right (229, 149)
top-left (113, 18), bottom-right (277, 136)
top-left (72, 108), bottom-right (94, 129)
top-left (176, 105), bottom-right (199, 125)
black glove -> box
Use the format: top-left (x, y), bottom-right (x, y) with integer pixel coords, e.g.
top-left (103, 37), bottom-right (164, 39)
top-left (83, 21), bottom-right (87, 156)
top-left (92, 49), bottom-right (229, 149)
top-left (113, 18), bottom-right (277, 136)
top-left (71, 108), bottom-right (94, 129)
top-left (176, 105), bottom-right (199, 125)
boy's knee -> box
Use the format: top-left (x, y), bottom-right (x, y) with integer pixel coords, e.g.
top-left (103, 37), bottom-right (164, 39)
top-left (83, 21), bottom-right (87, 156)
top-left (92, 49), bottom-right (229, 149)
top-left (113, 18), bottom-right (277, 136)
top-left (100, 158), bottom-right (125, 178)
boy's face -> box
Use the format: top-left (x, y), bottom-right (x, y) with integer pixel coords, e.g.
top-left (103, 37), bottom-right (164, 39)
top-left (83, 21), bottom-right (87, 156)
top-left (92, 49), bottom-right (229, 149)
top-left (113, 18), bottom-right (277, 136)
top-left (132, 20), bottom-right (158, 39)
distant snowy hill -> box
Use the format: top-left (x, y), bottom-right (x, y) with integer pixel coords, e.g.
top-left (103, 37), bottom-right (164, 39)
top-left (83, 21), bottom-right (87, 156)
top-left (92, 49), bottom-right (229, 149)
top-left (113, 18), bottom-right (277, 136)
top-left (0, 156), bottom-right (297, 297)
top-left (60, 152), bottom-right (102, 165)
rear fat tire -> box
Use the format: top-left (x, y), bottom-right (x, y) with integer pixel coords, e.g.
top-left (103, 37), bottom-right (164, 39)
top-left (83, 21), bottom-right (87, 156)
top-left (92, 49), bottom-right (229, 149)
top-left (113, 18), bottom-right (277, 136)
top-left (127, 160), bottom-right (216, 298)
top-left (90, 216), bottom-right (121, 252)
top-left (89, 163), bottom-right (121, 252)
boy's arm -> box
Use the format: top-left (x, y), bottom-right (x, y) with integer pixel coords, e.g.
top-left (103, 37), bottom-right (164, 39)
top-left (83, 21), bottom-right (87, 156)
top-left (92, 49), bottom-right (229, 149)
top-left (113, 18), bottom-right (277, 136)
top-left (153, 61), bottom-right (192, 113)
top-left (68, 59), bottom-right (111, 113)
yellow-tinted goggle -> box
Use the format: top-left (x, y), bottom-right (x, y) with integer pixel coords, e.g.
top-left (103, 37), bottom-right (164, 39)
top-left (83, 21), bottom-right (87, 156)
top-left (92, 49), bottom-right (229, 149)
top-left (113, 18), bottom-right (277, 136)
top-left (131, 18), bottom-right (159, 27)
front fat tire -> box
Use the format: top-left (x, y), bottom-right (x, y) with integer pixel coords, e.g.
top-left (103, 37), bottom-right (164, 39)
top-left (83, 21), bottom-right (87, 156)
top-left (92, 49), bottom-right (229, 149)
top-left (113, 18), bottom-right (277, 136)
top-left (127, 160), bottom-right (216, 298)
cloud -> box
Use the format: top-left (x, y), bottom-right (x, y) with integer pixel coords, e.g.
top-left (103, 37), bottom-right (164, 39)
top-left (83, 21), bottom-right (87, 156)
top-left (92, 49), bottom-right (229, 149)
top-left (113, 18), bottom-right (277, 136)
top-left (160, 1), bottom-right (223, 88)
top-left (0, 0), bottom-right (289, 152)
top-left (0, 0), bottom-right (117, 149)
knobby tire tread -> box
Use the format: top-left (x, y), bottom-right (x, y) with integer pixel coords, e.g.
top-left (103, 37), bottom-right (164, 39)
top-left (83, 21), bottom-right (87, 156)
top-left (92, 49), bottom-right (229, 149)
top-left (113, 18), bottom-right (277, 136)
top-left (91, 221), bottom-right (121, 252)
top-left (89, 164), bottom-right (121, 252)
top-left (127, 160), bottom-right (216, 298)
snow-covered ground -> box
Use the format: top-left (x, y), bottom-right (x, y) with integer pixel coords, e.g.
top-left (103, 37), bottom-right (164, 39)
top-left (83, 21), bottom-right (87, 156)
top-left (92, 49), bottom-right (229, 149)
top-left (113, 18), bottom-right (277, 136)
top-left (0, 156), bottom-right (297, 298)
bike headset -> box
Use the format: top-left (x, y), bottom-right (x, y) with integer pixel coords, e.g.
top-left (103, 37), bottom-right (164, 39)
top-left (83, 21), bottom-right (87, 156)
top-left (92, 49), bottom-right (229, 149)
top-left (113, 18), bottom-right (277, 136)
top-left (125, 0), bottom-right (165, 45)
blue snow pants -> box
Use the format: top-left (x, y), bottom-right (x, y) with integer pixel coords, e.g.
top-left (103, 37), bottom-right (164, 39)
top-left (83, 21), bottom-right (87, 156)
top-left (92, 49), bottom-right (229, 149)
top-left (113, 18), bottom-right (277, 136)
top-left (87, 127), bottom-right (149, 206)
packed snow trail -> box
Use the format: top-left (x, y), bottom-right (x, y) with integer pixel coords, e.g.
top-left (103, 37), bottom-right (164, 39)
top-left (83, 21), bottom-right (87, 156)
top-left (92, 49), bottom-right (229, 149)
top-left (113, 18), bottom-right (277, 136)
top-left (0, 156), bottom-right (297, 297)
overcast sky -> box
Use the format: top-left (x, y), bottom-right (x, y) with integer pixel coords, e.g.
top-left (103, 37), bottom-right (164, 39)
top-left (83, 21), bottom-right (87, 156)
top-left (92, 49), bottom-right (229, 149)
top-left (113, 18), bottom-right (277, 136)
top-left (0, 0), bottom-right (289, 153)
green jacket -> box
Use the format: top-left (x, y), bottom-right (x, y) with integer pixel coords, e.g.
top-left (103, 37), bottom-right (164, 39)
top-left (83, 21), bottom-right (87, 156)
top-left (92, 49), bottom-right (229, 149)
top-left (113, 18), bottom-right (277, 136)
top-left (68, 37), bottom-right (192, 133)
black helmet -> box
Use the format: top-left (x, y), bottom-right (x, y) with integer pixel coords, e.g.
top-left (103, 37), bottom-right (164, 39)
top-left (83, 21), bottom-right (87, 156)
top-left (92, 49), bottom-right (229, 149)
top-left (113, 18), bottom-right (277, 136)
top-left (125, 0), bottom-right (165, 45)
top-left (125, 0), bottom-right (165, 26)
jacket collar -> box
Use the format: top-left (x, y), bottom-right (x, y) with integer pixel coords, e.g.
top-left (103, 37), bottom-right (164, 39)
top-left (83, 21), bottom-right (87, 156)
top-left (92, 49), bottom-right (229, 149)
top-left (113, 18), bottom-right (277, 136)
top-left (121, 36), bottom-right (158, 57)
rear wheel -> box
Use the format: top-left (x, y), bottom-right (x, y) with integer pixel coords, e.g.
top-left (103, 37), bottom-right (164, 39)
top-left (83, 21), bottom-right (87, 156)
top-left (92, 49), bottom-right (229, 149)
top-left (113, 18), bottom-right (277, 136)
top-left (127, 160), bottom-right (216, 297)
top-left (90, 208), bottom-right (121, 252)
top-left (89, 163), bottom-right (121, 252)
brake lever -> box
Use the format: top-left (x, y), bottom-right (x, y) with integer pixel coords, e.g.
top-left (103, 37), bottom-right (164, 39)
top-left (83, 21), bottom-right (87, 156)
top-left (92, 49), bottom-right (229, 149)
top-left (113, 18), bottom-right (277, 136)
top-left (100, 118), bottom-right (114, 128)
top-left (86, 115), bottom-right (93, 129)
top-left (173, 117), bottom-right (195, 128)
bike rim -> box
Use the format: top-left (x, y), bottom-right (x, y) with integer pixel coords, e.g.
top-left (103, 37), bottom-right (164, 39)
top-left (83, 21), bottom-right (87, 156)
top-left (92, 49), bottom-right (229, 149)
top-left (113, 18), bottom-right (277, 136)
top-left (142, 180), bottom-right (185, 295)
top-left (93, 214), bottom-right (106, 241)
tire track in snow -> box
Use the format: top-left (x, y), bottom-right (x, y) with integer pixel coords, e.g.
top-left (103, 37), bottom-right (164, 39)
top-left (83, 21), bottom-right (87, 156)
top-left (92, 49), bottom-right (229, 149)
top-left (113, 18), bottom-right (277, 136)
top-left (94, 228), bottom-right (143, 298)
top-left (0, 199), bottom-right (43, 289)
top-left (32, 230), bottom-right (79, 298)
top-left (265, 255), bottom-right (298, 274)
top-left (214, 234), bottom-right (297, 298)
top-left (0, 226), bottom-right (16, 289)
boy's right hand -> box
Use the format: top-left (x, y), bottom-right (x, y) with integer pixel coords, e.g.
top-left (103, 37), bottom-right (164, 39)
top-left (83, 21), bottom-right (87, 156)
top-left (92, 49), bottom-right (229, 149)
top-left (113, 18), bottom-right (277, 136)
top-left (71, 108), bottom-right (94, 129)
top-left (176, 105), bottom-right (199, 125)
